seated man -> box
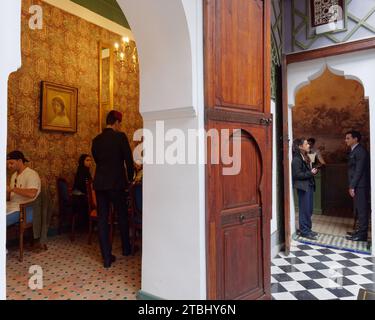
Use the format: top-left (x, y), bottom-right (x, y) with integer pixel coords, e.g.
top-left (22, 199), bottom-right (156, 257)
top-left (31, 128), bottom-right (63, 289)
top-left (6, 151), bottom-right (41, 225)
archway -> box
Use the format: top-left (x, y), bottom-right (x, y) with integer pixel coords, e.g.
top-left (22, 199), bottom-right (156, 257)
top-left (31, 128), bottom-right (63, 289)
top-left (287, 52), bottom-right (375, 256)
top-left (0, 0), bottom-right (205, 300)
top-left (291, 66), bottom-right (370, 252)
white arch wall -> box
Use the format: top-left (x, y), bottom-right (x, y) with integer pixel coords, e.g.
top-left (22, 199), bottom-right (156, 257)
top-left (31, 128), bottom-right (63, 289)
top-left (287, 49), bottom-right (375, 256)
top-left (0, 0), bottom-right (22, 300)
top-left (117, 0), bottom-right (206, 299)
top-left (117, 0), bottom-right (195, 116)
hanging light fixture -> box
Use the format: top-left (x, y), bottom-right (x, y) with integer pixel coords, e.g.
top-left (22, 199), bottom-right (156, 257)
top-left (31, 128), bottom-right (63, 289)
top-left (114, 36), bottom-right (138, 72)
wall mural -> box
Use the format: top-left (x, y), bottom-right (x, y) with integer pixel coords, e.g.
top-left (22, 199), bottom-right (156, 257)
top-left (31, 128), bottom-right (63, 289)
top-left (292, 68), bottom-right (369, 164)
top-left (7, 0), bottom-right (143, 228)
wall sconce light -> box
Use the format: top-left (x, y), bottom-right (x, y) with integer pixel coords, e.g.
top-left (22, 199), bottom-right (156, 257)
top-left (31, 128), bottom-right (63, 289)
top-left (114, 36), bottom-right (138, 72)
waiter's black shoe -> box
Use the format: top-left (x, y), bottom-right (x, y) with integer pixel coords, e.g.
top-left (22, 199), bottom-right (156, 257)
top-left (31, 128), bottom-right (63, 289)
top-left (123, 243), bottom-right (132, 256)
top-left (346, 230), bottom-right (359, 237)
top-left (104, 255), bottom-right (116, 268)
top-left (346, 234), bottom-right (367, 242)
top-left (123, 250), bottom-right (132, 257)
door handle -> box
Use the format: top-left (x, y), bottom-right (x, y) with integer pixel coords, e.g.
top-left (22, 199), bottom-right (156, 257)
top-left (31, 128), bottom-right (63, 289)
top-left (239, 215), bottom-right (245, 223)
top-left (260, 118), bottom-right (273, 126)
top-left (260, 118), bottom-right (268, 125)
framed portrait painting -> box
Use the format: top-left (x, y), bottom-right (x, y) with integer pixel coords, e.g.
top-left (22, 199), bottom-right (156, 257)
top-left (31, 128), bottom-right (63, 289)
top-left (40, 81), bottom-right (78, 133)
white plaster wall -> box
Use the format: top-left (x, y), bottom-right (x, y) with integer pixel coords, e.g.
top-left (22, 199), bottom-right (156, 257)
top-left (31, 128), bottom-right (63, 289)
top-left (142, 117), bottom-right (205, 300)
top-left (287, 49), bottom-right (375, 256)
top-left (0, 0), bottom-right (22, 301)
top-left (117, 0), bottom-right (206, 299)
top-left (117, 0), bottom-right (194, 115)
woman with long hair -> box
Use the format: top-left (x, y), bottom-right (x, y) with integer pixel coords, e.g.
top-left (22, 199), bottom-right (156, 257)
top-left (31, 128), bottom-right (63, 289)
top-left (72, 154), bottom-right (93, 228)
top-left (292, 138), bottom-right (319, 240)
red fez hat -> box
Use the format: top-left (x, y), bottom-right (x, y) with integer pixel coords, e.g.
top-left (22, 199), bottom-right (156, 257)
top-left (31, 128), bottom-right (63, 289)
top-left (110, 110), bottom-right (123, 122)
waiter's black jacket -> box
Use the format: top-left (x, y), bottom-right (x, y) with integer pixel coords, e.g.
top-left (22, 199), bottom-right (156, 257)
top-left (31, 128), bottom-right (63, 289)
top-left (92, 128), bottom-right (134, 191)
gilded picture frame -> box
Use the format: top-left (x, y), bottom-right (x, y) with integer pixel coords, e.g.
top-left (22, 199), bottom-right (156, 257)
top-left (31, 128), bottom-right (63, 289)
top-left (99, 41), bottom-right (114, 132)
top-left (40, 81), bottom-right (78, 133)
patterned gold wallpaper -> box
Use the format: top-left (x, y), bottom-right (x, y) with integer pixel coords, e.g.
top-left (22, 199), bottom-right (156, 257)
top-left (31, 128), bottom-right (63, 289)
top-left (7, 0), bottom-right (142, 227)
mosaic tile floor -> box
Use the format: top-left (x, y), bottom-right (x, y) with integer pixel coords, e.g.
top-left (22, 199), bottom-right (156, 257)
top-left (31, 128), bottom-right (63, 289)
top-left (294, 232), bottom-right (371, 254)
top-left (272, 241), bottom-right (375, 300)
top-left (6, 233), bottom-right (141, 300)
top-left (311, 215), bottom-right (355, 237)
top-left (295, 213), bottom-right (371, 253)
top-left (296, 212), bottom-right (357, 237)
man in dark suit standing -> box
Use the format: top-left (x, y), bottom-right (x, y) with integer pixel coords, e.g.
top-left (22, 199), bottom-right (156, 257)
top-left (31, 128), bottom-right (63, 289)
top-left (345, 131), bottom-right (370, 242)
top-left (92, 110), bottom-right (134, 268)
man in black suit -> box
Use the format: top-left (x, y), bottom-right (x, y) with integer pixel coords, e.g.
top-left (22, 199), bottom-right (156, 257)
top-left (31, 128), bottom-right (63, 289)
top-left (92, 110), bottom-right (134, 268)
top-left (345, 131), bottom-right (370, 242)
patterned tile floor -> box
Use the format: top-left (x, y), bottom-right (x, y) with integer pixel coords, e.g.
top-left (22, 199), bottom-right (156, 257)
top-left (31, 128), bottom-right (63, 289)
top-left (272, 241), bottom-right (375, 300)
top-left (311, 214), bottom-right (355, 237)
top-left (295, 213), bottom-right (371, 253)
top-left (294, 232), bottom-right (370, 254)
top-left (6, 233), bottom-right (141, 300)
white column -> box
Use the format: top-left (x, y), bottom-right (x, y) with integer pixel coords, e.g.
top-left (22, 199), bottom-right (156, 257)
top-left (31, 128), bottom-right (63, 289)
top-left (117, 0), bottom-right (206, 299)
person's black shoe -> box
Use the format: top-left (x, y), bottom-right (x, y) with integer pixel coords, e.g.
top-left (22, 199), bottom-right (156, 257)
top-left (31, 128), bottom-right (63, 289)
top-left (346, 234), bottom-right (367, 242)
top-left (301, 232), bottom-right (318, 240)
top-left (347, 230), bottom-right (359, 237)
top-left (104, 255), bottom-right (116, 268)
top-left (310, 231), bottom-right (319, 237)
top-left (123, 250), bottom-right (132, 257)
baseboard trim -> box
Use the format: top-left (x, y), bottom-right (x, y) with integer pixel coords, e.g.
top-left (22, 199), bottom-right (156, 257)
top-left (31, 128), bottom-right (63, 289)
top-left (136, 290), bottom-right (164, 300)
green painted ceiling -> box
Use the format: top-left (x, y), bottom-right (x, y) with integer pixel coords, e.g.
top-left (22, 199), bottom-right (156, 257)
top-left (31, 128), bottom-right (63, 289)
top-left (70, 0), bottom-right (130, 29)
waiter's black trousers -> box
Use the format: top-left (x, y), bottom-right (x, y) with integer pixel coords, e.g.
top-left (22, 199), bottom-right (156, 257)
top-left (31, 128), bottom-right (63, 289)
top-left (96, 190), bottom-right (131, 263)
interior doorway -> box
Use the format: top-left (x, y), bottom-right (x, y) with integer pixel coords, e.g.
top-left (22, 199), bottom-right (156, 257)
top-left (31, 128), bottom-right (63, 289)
top-left (284, 49), bottom-right (375, 258)
top-left (290, 66), bottom-right (371, 253)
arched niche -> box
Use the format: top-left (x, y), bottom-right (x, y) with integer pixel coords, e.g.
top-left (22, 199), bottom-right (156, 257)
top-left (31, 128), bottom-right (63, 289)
top-left (286, 52), bottom-right (375, 255)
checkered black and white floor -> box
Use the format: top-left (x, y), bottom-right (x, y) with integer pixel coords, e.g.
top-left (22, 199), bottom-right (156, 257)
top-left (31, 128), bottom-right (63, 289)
top-left (272, 241), bottom-right (375, 300)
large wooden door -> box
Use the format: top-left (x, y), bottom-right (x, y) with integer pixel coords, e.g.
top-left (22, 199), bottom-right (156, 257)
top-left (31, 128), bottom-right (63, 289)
top-left (205, 0), bottom-right (272, 300)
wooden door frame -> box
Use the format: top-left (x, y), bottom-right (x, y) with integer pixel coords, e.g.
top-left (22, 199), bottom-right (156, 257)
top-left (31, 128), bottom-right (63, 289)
top-left (282, 37), bottom-right (375, 253)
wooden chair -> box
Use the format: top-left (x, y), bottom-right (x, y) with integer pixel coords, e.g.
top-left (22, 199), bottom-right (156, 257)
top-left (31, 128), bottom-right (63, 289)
top-left (56, 178), bottom-right (76, 241)
top-left (86, 180), bottom-right (114, 245)
top-left (129, 181), bottom-right (142, 254)
top-left (7, 195), bottom-right (41, 262)
top-left (18, 200), bottom-right (38, 262)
